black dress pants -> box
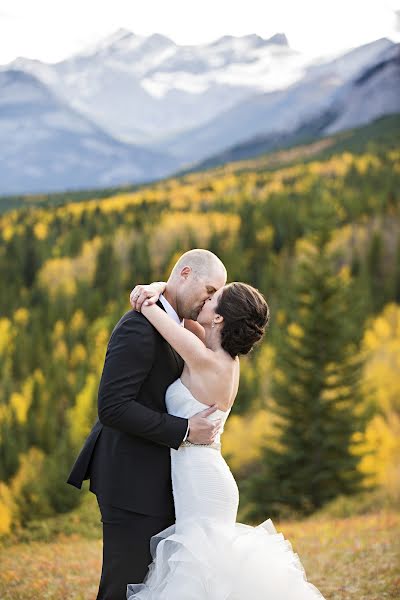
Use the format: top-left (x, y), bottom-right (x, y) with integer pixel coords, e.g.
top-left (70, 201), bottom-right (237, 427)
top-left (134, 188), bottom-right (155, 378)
top-left (96, 495), bottom-right (174, 600)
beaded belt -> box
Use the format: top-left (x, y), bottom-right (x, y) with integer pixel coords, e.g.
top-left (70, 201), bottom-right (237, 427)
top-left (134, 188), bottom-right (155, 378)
top-left (180, 440), bottom-right (221, 451)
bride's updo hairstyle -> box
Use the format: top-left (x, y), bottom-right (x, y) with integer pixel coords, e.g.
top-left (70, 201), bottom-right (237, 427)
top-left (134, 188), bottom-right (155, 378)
top-left (216, 282), bottom-right (270, 358)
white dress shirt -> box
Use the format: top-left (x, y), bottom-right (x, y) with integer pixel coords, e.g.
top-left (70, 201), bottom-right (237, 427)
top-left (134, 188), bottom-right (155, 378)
top-left (159, 294), bottom-right (184, 326)
top-left (159, 294), bottom-right (190, 442)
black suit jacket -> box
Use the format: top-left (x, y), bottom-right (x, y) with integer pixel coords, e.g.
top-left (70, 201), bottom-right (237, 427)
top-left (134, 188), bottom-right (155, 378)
top-left (66, 302), bottom-right (188, 518)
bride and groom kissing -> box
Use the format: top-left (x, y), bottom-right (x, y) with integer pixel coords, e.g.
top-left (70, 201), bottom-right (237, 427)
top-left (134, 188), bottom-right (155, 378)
top-left (67, 248), bottom-right (325, 599)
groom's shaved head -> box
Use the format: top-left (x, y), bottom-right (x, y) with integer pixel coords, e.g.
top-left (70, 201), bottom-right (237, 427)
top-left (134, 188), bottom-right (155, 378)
top-left (170, 249), bottom-right (226, 281)
top-left (166, 249), bottom-right (227, 320)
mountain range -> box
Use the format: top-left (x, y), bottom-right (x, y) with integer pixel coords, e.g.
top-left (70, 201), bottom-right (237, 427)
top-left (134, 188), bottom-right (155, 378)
top-left (0, 30), bottom-right (398, 195)
top-left (0, 69), bottom-right (178, 195)
top-left (187, 42), bottom-right (400, 170)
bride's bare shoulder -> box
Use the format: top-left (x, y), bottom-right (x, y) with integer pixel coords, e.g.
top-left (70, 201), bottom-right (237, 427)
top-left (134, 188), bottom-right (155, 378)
top-left (207, 355), bottom-right (240, 412)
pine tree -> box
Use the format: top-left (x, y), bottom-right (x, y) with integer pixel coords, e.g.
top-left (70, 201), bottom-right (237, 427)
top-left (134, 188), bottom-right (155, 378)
top-left (392, 235), bottom-right (400, 303)
top-left (244, 203), bottom-right (370, 519)
top-left (93, 239), bottom-right (121, 303)
top-left (0, 410), bottom-right (21, 481)
top-left (26, 375), bottom-right (45, 451)
top-left (366, 230), bottom-right (386, 313)
top-left (44, 437), bottom-right (81, 513)
top-left (22, 225), bottom-right (41, 288)
top-left (127, 235), bottom-right (153, 285)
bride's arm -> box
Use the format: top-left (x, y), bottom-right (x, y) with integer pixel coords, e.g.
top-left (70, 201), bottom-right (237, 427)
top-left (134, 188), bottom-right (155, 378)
top-left (141, 302), bottom-right (211, 368)
top-left (130, 282), bottom-right (206, 343)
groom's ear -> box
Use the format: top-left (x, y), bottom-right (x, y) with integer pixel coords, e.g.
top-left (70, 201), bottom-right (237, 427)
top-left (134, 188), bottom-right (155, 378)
top-left (180, 266), bottom-right (192, 279)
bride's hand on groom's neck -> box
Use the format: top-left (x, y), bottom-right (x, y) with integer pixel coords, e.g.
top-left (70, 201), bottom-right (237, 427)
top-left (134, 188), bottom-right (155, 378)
top-left (130, 281), bottom-right (166, 312)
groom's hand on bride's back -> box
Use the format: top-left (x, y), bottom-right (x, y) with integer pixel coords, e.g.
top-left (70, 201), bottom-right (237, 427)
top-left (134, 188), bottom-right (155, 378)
top-left (187, 405), bottom-right (221, 444)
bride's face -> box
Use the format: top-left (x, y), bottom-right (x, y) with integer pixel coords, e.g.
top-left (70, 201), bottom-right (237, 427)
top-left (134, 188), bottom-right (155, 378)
top-left (197, 286), bottom-right (225, 328)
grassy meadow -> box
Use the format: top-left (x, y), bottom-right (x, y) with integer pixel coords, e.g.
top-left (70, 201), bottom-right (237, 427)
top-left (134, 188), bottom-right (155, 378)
top-left (0, 490), bottom-right (398, 599)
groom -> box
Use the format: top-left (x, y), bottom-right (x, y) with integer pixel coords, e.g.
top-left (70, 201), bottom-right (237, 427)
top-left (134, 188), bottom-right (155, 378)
top-left (67, 248), bottom-right (227, 599)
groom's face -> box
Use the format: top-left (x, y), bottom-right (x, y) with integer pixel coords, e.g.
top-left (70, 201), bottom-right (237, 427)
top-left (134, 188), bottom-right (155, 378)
top-left (177, 266), bottom-right (226, 321)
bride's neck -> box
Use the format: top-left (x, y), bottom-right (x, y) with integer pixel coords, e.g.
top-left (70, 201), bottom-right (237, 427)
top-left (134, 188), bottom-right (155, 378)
top-left (204, 327), bottom-right (222, 353)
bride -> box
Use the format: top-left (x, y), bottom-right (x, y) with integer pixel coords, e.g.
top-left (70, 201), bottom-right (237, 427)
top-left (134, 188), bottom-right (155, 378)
top-left (127, 280), bottom-right (326, 600)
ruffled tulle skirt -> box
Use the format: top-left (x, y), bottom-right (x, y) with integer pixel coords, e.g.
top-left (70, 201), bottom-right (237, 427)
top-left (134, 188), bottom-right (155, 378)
top-left (126, 515), bottom-right (326, 600)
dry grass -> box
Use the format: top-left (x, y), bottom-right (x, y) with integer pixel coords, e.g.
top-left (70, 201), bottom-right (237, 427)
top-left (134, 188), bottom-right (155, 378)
top-left (0, 510), bottom-right (398, 599)
top-left (0, 534), bottom-right (102, 599)
top-left (280, 510), bottom-right (400, 599)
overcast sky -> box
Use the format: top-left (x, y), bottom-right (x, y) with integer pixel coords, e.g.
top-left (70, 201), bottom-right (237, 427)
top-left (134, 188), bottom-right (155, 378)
top-left (0, 0), bottom-right (399, 65)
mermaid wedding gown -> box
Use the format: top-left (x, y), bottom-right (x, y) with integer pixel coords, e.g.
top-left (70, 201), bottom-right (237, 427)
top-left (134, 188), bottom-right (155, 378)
top-left (127, 378), bottom-right (326, 599)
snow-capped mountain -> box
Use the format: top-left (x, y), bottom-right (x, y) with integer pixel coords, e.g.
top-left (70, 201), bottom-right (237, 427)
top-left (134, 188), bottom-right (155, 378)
top-left (324, 43), bottom-right (400, 134)
top-left (0, 33), bottom-right (398, 196)
top-left (0, 69), bottom-right (178, 195)
top-left (1, 30), bottom-right (310, 144)
top-left (191, 45), bottom-right (400, 170)
top-left (153, 38), bottom-right (396, 167)
top-left (182, 44), bottom-right (400, 172)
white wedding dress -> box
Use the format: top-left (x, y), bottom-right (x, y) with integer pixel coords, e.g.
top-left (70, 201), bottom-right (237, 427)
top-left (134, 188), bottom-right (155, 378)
top-left (126, 378), bottom-right (326, 599)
